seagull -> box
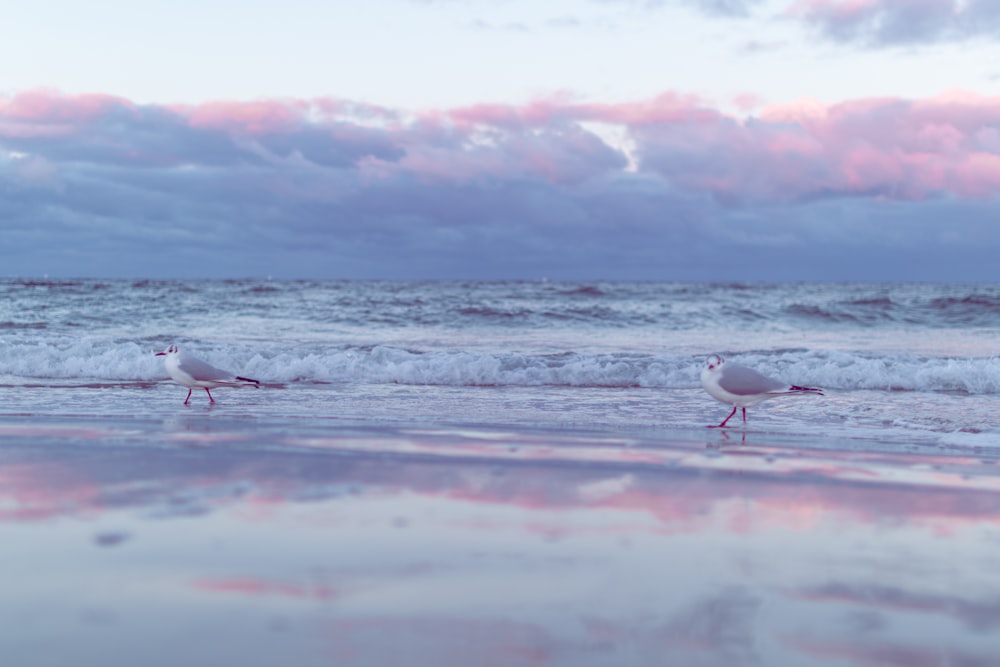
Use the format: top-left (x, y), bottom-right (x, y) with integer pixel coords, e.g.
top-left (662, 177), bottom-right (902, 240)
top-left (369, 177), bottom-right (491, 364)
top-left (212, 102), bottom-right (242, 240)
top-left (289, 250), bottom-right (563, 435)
top-left (155, 344), bottom-right (260, 404)
top-left (700, 354), bottom-right (823, 428)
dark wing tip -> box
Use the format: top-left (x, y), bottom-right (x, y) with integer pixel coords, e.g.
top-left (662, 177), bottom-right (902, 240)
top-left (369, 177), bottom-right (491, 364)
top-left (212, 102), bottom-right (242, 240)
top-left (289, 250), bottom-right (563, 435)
top-left (790, 385), bottom-right (824, 395)
top-left (235, 376), bottom-right (260, 386)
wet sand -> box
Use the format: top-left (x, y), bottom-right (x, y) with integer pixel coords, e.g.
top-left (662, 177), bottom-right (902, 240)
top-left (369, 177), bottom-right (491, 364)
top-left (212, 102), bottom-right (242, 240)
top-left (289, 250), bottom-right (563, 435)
top-left (3, 410), bottom-right (1000, 667)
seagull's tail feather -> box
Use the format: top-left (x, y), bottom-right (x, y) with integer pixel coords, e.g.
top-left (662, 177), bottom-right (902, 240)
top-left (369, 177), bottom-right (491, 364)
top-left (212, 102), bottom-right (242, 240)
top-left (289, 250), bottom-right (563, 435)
top-left (234, 376), bottom-right (261, 387)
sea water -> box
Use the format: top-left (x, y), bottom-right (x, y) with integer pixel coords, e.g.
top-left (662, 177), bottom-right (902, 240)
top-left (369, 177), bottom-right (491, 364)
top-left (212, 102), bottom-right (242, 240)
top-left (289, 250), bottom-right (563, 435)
top-left (1, 279), bottom-right (999, 448)
top-left (5, 279), bottom-right (1000, 667)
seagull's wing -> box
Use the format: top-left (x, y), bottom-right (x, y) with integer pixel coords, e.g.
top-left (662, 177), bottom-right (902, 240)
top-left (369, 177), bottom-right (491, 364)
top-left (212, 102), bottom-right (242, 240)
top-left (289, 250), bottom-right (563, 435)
top-left (718, 364), bottom-right (786, 396)
top-left (177, 354), bottom-right (234, 382)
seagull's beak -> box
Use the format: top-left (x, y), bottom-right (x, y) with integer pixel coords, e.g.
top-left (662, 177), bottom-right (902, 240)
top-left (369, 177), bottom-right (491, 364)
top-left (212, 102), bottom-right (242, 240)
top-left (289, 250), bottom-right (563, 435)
top-left (154, 351), bottom-right (165, 356)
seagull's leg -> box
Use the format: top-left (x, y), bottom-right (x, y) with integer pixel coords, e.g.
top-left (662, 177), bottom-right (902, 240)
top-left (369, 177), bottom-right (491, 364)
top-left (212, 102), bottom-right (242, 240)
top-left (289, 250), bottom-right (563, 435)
top-left (205, 388), bottom-right (215, 403)
top-left (742, 408), bottom-right (747, 423)
top-left (184, 389), bottom-right (192, 405)
top-left (710, 406), bottom-right (738, 428)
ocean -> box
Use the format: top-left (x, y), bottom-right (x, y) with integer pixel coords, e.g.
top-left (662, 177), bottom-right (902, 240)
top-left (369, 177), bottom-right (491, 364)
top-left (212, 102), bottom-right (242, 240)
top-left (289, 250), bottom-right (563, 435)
top-left (5, 279), bottom-right (1000, 665)
top-left (2, 279), bottom-right (998, 447)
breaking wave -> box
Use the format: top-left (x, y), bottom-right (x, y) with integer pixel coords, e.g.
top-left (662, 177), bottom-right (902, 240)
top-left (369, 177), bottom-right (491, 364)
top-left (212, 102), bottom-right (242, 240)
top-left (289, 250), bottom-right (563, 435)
top-left (2, 341), bottom-right (999, 395)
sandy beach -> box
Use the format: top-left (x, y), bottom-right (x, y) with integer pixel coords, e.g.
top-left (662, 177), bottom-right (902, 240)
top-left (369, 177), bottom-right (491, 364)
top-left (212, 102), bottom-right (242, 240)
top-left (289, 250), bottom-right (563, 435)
top-left (4, 386), bottom-right (1000, 667)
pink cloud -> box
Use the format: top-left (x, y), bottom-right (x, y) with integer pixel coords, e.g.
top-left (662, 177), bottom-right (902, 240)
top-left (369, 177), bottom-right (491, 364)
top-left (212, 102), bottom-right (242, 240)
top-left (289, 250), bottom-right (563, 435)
top-left (732, 92), bottom-right (765, 112)
top-left (394, 89), bottom-right (1000, 201)
top-left (442, 90), bottom-right (582, 130)
top-left (177, 99), bottom-right (310, 134)
top-left (0, 88), bottom-right (131, 122)
top-left (748, 92), bottom-right (1000, 199)
top-left (0, 89), bottom-right (134, 139)
top-left (2, 88), bottom-right (1000, 203)
top-left (442, 91), bottom-right (715, 129)
top-left (579, 91), bottom-right (720, 126)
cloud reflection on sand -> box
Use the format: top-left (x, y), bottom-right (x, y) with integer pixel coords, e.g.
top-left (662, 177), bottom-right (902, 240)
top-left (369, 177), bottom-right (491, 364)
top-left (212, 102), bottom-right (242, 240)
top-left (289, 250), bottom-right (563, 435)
top-left (4, 425), bottom-right (1000, 531)
top-left (791, 583), bottom-right (1000, 633)
top-left (3, 421), bottom-right (1000, 665)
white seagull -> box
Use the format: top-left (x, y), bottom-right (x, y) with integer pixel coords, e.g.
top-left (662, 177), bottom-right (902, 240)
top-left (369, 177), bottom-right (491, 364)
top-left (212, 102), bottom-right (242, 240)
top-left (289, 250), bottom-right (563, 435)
top-left (155, 345), bottom-right (260, 404)
top-left (700, 354), bottom-right (824, 428)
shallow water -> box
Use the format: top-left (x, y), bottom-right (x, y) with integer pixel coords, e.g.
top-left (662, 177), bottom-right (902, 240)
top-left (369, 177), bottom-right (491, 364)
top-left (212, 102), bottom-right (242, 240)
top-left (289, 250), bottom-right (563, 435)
top-left (2, 279), bottom-right (999, 445)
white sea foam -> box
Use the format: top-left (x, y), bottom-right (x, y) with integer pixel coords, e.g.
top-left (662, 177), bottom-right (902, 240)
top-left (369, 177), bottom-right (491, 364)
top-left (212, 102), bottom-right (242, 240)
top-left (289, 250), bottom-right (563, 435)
top-left (3, 339), bottom-right (999, 395)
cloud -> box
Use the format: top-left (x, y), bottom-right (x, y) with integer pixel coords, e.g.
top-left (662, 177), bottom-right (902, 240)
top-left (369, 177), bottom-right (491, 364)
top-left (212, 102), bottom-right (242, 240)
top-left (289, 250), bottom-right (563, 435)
top-left (786, 0), bottom-right (1000, 46)
top-left (2, 88), bottom-right (1000, 279)
top-left (593, 0), bottom-right (1000, 46)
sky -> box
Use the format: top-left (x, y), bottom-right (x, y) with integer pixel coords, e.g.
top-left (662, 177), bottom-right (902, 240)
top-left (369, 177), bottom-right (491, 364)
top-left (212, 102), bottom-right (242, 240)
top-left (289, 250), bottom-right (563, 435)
top-left (2, 0), bottom-right (1000, 280)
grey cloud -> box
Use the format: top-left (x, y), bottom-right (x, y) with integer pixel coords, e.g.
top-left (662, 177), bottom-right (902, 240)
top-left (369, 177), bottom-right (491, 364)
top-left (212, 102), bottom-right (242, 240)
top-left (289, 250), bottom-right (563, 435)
top-left (3, 92), bottom-right (1000, 281)
top-left (794, 0), bottom-right (1000, 47)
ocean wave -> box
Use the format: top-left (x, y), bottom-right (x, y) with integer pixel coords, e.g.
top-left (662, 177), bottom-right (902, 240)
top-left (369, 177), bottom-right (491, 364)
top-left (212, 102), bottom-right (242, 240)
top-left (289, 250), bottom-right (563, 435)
top-left (7, 280), bottom-right (1000, 333)
top-left (2, 341), bottom-right (999, 395)
top-left (782, 287), bottom-right (1000, 328)
top-left (784, 302), bottom-right (895, 325)
top-left (732, 350), bottom-right (1000, 396)
top-left (556, 285), bottom-right (607, 297)
top-left (926, 295), bottom-right (1000, 326)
